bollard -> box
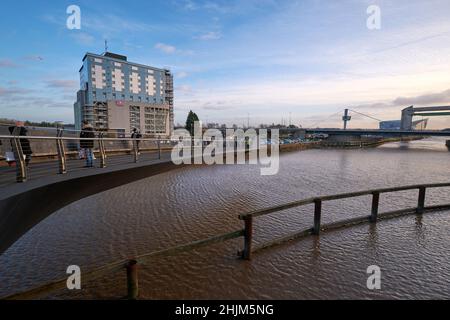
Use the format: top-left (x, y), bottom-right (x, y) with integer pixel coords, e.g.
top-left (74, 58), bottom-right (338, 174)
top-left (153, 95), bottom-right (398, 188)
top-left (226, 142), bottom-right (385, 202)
top-left (370, 192), bottom-right (380, 223)
top-left (417, 187), bottom-right (426, 214)
top-left (313, 199), bottom-right (322, 235)
top-left (126, 260), bottom-right (139, 300)
top-left (242, 216), bottom-right (253, 260)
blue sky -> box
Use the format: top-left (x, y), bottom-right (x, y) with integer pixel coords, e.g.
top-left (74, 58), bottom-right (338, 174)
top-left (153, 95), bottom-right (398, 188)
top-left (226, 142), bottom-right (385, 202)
top-left (1, 0), bottom-right (450, 128)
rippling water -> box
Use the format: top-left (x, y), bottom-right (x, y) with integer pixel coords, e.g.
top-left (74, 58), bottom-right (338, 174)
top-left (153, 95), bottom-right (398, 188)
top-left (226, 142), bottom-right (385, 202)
top-left (1, 137), bottom-right (450, 299)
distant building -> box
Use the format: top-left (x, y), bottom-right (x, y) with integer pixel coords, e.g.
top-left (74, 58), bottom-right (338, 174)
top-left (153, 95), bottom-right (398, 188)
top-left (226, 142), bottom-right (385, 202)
top-left (380, 119), bottom-right (428, 130)
top-left (379, 120), bottom-right (401, 130)
top-left (74, 52), bottom-right (174, 137)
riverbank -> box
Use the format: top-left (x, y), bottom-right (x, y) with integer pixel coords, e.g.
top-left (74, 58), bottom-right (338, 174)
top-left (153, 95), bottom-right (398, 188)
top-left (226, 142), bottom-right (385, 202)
top-left (0, 136), bottom-right (427, 167)
top-left (279, 136), bottom-right (424, 152)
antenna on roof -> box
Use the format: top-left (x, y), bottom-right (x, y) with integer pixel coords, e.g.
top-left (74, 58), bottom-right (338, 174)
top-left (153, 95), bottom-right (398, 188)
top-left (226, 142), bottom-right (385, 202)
top-left (104, 40), bottom-right (108, 54)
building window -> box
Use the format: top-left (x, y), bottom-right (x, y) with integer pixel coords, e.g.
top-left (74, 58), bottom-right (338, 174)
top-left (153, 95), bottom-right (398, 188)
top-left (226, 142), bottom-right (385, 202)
top-left (144, 107), bottom-right (167, 134)
top-left (129, 106), bottom-right (141, 131)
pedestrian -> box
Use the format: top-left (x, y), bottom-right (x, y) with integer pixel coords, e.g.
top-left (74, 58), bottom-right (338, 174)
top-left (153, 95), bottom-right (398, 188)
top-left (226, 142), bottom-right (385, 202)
top-left (131, 128), bottom-right (142, 154)
top-left (8, 122), bottom-right (33, 166)
top-left (79, 121), bottom-right (95, 167)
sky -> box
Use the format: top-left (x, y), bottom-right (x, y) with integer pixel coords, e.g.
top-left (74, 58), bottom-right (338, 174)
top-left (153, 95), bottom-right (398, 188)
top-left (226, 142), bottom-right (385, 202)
top-left (0, 0), bottom-right (450, 128)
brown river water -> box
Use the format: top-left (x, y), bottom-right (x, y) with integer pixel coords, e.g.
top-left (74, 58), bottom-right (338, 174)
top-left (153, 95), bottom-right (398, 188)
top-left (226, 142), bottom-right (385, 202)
top-left (0, 137), bottom-right (450, 299)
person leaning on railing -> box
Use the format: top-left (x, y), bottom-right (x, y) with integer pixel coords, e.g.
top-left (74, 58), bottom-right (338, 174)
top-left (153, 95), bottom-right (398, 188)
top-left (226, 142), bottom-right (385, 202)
top-left (79, 121), bottom-right (95, 168)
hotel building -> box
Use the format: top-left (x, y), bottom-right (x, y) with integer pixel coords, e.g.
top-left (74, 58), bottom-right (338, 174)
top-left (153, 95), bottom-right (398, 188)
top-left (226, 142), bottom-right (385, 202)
top-left (74, 52), bottom-right (174, 137)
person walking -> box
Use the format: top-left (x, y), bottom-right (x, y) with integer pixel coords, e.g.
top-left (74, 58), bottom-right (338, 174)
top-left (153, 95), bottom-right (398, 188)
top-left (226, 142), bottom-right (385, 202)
top-left (8, 122), bottom-right (33, 166)
top-left (131, 128), bottom-right (142, 155)
top-left (79, 121), bottom-right (95, 167)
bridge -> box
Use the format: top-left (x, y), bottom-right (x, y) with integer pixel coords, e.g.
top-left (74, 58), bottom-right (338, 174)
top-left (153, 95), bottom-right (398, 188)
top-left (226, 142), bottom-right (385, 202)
top-left (281, 105), bottom-right (450, 141)
top-left (0, 133), bottom-right (185, 256)
top-left (401, 105), bottom-right (450, 130)
top-left (302, 128), bottom-right (450, 137)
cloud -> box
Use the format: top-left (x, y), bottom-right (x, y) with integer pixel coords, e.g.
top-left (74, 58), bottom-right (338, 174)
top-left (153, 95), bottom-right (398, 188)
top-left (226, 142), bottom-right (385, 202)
top-left (393, 89), bottom-right (450, 106)
top-left (175, 71), bottom-right (189, 79)
top-left (0, 59), bottom-right (19, 68)
top-left (155, 43), bottom-right (194, 56)
top-left (182, 0), bottom-right (198, 10)
top-left (23, 55), bottom-right (44, 61)
top-left (71, 32), bottom-right (96, 45)
top-left (46, 80), bottom-right (78, 89)
top-left (201, 100), bottom-right (237, 111)
top-left (0, 87), bottom-right (31, 97)
top-left (354, 88), bottom-right (450, 111)
top-left (83, 14), bottom-right (158, 35)
top-left (155, 42), bottom-right (177, 54)
top-left (176, 84), bottom-right (193, 94)
top-left (195, 31), bottom-right (222, 40)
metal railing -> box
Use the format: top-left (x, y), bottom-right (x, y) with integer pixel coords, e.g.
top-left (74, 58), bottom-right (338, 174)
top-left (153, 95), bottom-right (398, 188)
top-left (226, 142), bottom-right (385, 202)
top-left (238, 182), bottom-right (450, 257)
top-left (2, 182), bottom-right (450, 300)
top-left (0, 133), bottom-right (274, 185)
top-left (0, 134), bottom-right (175, 184)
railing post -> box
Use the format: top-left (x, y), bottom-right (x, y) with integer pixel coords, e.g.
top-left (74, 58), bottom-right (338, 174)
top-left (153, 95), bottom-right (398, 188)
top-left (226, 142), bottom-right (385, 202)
top-left (99, 133), bottom-right (107, 168)
top-left (12, 137), bottom-right (27, 183)
top-left (56, 129), bottom-right (67, 174)
top-left (313, 199), bottom-right (322, 235)
top-left (242, 216), bottom-right (253, 260)
top-left (191, 137), bottom-right (195, 164)
top-left (133, 139), bottom-right (138, 163)
top-left (417, 187), bottom-right (426, 214)
top-left (126, 260), bottom-right (139, 300)
top-left (158, 140), bottom-right (162, 160)
top-left (370, 192), bottom-right (380, 223)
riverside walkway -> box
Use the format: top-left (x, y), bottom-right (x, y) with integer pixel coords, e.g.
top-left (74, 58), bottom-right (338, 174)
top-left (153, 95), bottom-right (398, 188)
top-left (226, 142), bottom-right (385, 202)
top-left (0, 134), bottom-right (185, 256)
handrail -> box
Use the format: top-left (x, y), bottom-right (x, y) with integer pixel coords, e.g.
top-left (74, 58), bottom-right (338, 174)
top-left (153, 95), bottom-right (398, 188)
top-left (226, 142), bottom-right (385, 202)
top-left (0, 135), bottom-right (173, 142)
top-left (0, 134), bottom-right (267, 184)
top-left (2, 182), bottom-right (450, 300)
top-left (0, 135), bottom-right (226, 142)
top-left (239, 182), bottom-right (450, 219)
top-left (2, 230), bottom-right (244, 300)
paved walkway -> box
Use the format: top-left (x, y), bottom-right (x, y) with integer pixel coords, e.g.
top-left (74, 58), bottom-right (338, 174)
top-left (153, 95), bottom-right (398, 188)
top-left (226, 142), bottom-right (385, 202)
top-left (0, 150), bottom-right (174, 199)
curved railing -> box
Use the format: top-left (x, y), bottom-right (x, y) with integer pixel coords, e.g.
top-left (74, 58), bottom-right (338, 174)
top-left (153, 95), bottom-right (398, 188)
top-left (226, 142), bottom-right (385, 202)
top-left (0, 134), bottom-right (176, 185)
top-left (2, 182), bottom-right (450, 300)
